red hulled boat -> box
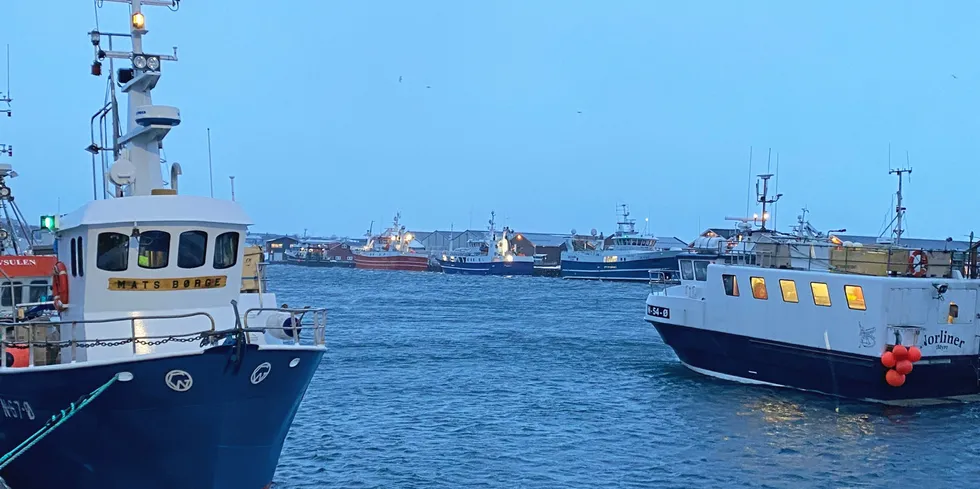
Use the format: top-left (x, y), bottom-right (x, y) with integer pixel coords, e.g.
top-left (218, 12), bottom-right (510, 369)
top-left (352, 213), bottom-right (429, 272)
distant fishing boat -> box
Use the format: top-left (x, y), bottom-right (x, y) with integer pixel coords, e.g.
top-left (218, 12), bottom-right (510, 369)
top-left (352, 213), bottom-right (429, 271)
top-left (560, 204), bottom-right (684, 281)
top-left (437, 211), bottom-right (533, 276)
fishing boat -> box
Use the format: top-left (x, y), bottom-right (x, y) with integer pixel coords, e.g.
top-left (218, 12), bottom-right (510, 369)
top-left (643, 170), bottom-right (980, 405)
top-left (437, 212), bottom-right (533, 276)
top-left (352, 213), bottom-right (429, 271)
top-left (560, 204), bottom-right (685, 281)
top-left (0, 3), bottom-right (327, 489)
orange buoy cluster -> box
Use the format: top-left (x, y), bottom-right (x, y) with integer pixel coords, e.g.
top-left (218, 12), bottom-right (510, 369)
top-left (880, 344), bottom-right (922, 387)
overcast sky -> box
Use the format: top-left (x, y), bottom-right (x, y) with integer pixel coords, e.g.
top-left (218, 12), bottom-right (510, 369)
top-left (4, 1), bottom-right (978, 240)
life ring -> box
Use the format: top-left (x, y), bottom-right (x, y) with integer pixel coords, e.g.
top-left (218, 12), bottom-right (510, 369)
top-left (52, 262), bottom-right (69, 311)
top-left (908, 250), bottom-right (928, 277)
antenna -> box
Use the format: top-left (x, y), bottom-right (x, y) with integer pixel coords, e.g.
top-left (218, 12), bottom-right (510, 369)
top-left (229, 175), bottom-right (235, 202)
top-left (773, 152), bottom-right (780, 231)
top-left (3, 44), bottom-right (9, 102)
top-left (207, 127), bottom-right (214, 198)
top-left (0, 45), bottom-right (10, 118)
top-left (755, 173), bottom-right (782, 231)
top-left (745, 146), bottom-right (753, 217)
top-left (889, 161), bottom-right (912, 245)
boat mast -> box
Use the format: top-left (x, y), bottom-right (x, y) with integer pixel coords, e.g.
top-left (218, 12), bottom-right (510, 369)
top-left (889, 165), bottom-right (911, 245)
top-left (89, 0), bottom-right (181, 197)
top-left (755, 173), bottom-right (781, 232)
top-left (616, 204), bottom-right (635, 235)
top-left (0, 45), bottom-right (11, 156)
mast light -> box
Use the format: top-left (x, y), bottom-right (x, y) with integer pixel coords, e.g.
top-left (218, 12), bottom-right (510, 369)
top-left (40, 215), bottom-right (57, 232)
top-left (132, 12), bottom-right (146, 30)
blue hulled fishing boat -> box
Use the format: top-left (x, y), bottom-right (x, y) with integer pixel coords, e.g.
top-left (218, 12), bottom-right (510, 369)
top-left (0, 2), bottom-right (326, 488)
top-left (560, 205), bottom-right (684, 281)
top-left (438, 212), bottom-right (533, 276)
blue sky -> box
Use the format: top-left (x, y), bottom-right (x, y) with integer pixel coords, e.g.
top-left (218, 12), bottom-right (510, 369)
top-left (3, 1), bottom-right (978, 240)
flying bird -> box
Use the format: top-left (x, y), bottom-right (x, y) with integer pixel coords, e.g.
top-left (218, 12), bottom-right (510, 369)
top-left (952, 74), bottom-right (958, 79)
top-left (399, 76), bottom-right (402, 82)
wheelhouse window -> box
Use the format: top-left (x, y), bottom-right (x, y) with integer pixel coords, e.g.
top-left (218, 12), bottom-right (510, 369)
top-left (680, 260), bottom-right (695, 281)
top-left (844, 285), bottom-right (866, 310)
top-left (750, 276), bottom-right (768, 300)
top-left (138, 231), bottom-right (171, 269)
top-left (28, 280), bottom-right (49, 303)
top-left (722, 274), bottom-right (739, 296)
top-left (693, 260), bottom-right (709, 281)
top-left (97, 232), bottom-right (130, 272)
top-left (214, 232), bottom-right (240, 269)
top-left (177, 231), bottom-right (208, 269)
top-left (810, 282), bottom-right (831, 307)
top-left (779, 279), bottom-right (799, 303)
top-left (1, 281), bottom-right (22, 307)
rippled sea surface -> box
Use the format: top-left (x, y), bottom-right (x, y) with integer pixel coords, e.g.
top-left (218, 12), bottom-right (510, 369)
top-left (268, 265), bottom-right (980, 489)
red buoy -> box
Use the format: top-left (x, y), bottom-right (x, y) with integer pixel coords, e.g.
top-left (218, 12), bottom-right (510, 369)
top-left (908, 346), bottom-right (922, 363)
top-left (892, 345), bottom-right (909, 361)
top-left (4, 347), bottom-right (29, 368)
top-left (880, 351), bottom-right (896, 368)
top-left (895, 359), bottom-right (913, 375)
top-left (885, 369), bottom-right (906, 387)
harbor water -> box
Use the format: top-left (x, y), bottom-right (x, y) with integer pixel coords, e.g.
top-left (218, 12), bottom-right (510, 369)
top-left (271, 266), bottom-right (980, 488)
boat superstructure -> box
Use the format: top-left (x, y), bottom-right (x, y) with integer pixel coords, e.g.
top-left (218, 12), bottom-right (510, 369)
top-left (352, 213), bottom-right (429, 271)
top-left (0, 3), bottom-right (327, 488)
top-left (644, 171), bottom-right (980, 405)
top-left (561, 204), bottom-right (684, 281)
top-left (437, 211), bottom-right (533, 276)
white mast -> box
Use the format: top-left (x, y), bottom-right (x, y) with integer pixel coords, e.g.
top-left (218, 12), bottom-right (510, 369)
top-left (889, 165), bottom-right (911, 245)
top-left (90, 0), bottom-right (181, 197)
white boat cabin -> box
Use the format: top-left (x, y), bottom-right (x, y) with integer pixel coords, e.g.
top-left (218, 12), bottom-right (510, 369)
top-left (54, 193), bottom-right (250, 362)
top-left (659, 252), bottom-right (980, 358)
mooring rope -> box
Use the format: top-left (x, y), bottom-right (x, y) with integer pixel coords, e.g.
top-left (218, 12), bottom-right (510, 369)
top-left (0, 373), bottom-right (121, 471)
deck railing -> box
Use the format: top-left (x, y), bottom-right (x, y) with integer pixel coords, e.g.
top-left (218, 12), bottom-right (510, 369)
top-left (0, 304), bottom-right (327, 368)
top-left (242, 307), bottom-right (327, 346)
top-left (709, 242), bottom-right (972, 278)
top-left (648, 269), bottom-right (681, 291)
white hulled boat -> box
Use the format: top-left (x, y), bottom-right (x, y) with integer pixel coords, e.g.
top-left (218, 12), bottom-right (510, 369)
top-left (644, 170), bottom-right (980, 405)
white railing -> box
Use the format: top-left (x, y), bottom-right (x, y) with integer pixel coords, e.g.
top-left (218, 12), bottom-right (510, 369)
top-left (0, 311), bottom-right (216, 367)
top-left (242, 306), bottom-right (327, 347)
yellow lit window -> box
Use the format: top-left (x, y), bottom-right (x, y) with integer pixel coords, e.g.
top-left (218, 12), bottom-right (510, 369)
top-left (722, 274), bottom-right (739, 296)
top-left (810, 282), bottom-right (831, 307)
top-left (844, 285), bottom-right (866, 310)
top-left (779, 280), bottom-right (799, 303)
top-left (750, 276), bottom-right (768, 300)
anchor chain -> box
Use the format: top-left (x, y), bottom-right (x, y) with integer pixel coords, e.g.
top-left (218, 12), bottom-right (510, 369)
top-left (0, 329), bottom-right (237, 351)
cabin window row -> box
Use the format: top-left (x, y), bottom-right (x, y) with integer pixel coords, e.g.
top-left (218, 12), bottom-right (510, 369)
top-left (95, 231), bottom-right (239, 272)
top-left (721, 274), bottom-right (866, 311)
top-left (0, 280), bottom-right (52, 307)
